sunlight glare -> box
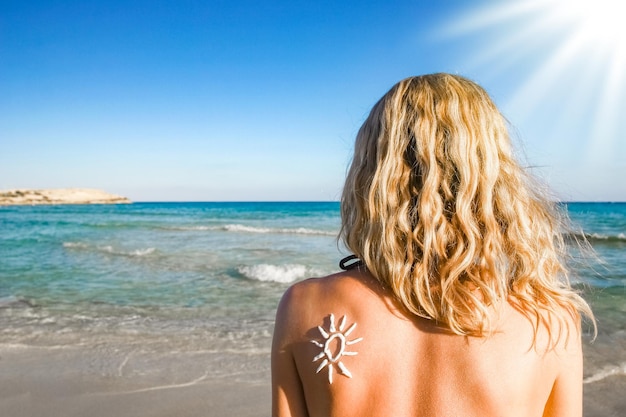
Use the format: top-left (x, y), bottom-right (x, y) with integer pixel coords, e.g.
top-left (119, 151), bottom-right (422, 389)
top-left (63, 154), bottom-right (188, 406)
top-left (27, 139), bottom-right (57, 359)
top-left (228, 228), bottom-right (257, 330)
top-left (561, 0), bottom-right (626, 48)
top-left (442, 0), bottom-right (626, 165)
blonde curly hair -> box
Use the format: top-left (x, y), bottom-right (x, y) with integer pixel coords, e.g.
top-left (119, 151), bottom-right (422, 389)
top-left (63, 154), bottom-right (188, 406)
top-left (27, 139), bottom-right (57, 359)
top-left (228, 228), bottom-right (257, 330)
top-left (340, 73), bottom-right (593, 342)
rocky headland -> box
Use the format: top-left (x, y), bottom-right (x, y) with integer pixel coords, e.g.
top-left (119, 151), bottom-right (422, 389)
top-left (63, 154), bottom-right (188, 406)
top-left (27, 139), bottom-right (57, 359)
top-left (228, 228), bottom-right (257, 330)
top-left (0, 188), bottom-right (131, 205)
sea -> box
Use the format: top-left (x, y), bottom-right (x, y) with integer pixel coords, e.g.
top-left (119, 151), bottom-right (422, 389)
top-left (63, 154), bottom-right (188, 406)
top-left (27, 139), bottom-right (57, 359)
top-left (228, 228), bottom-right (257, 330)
top-left (0, 202), bottom-right (624, 385)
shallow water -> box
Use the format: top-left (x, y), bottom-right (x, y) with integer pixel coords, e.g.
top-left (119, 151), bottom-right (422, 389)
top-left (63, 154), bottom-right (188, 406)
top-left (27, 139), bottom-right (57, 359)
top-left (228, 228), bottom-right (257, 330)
top-left (0, 201), bottom-right (624, 383)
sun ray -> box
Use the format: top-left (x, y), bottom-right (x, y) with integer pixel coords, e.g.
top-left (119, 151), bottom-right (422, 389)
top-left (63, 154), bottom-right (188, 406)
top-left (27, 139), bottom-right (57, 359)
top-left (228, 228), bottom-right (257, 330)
top-left (337, 362), bottom-right (352, 378)
top-left (328, 363), bottom-right (334, 384)
top-left (317, 325), bottom-right (329, 339)
top-left (439, 0), bottom-right (626, 190)
top-left (346, 337), bottom-right (363, 345)
top-left (507, 31), bottom-right (587, 118)
top-left (311, 340), bottom-right (324, 348)
top-left (316, 359), bottom-right (329, 374)
top-left (344, 322), bottom-right (357, 337)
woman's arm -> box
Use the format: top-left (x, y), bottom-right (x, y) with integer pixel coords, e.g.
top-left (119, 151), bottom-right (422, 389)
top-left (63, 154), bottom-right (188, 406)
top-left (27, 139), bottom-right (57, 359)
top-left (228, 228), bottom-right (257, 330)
top-left (272, 285), bottom-right (310, 417)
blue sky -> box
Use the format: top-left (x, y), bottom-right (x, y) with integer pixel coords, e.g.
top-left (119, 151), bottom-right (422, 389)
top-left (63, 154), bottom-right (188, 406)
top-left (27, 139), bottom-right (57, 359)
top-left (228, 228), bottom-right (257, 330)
top-left (1, 0), bottom-right (624, 201)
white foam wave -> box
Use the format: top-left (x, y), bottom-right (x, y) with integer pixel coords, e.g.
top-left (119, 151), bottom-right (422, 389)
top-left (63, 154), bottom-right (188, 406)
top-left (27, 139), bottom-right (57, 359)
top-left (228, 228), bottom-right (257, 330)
top-left (63, 241), bottom-right (89, 249)
top-left (168, 223), bottom-right (335, 235)
top-left (100, 246), bottom-right (157, 257)
top-left (587, 232), bottom-right (626, 242)
top-left (130, 248), bottom-right (157, 256)
top-left (0, 342), bottom-right (87, 351)
top-left (223, 224), bottom-right (335, 236)
top-left (225, 224), bottom-right (271, 233)
top-left (237, 264), bottom-right (308, 283)
top-left (173, 225), bottom-right (214, 231)
top-left (583, 362), bottom-right (626, 383)
top-left (63, 242), bottom-right (156, 257)
top-left (119, 369), bottom-right (210, 394)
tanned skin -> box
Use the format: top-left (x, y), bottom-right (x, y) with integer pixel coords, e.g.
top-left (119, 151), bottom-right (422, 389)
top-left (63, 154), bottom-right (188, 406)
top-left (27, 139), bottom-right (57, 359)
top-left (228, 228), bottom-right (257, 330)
top-left (272, 269), bottom-right (582, 417)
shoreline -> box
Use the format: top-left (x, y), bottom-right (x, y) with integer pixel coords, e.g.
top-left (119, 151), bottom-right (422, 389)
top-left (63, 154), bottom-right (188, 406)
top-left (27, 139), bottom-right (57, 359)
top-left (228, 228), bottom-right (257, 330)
top-left (0, 340), bottom-right (623, 417)
top-left (0, 343), bottom-right (270, 417)
top-left (0, 188), bottom-right (131, 206)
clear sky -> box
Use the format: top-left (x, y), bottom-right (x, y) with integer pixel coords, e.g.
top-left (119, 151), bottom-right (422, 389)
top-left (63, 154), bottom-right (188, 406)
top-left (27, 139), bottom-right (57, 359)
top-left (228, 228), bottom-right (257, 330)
top-left (1, 0), bottom-right (625, 201)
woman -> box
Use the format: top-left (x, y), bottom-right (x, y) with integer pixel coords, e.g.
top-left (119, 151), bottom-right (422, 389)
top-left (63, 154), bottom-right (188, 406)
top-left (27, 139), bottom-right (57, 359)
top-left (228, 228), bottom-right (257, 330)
top-left (271, 73), bottom-right (593, 417)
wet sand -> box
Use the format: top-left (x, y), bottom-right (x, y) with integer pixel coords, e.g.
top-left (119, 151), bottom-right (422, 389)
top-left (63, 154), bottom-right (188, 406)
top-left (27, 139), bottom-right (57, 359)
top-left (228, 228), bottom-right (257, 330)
top-left (582, 325), bottom-right (626, 417)
top-left (584, 377), bottom-right (626, 417)
top-left (1, 340), bottom-right (624, 417)
top-left (0, 345), bottom-right (270, 417)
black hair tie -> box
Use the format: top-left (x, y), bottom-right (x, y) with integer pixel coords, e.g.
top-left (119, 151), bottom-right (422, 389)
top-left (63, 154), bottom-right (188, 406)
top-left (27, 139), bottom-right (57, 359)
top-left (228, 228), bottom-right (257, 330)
top-left (339, 255), bottom-right (364, 270)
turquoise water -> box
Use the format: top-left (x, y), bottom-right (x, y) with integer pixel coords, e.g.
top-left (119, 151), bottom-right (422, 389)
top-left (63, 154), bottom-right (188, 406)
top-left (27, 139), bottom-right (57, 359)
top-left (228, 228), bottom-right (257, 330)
top-left (564, 203), bottom-right (626, 350)
top-left (0, 201), bottom-right (624, 381)
top-left (566, 202), bottom-right (626, 287)
top-left (0, 202), bottom-right (344, 363)
top-left (0, 202), bottom-right (341, 306)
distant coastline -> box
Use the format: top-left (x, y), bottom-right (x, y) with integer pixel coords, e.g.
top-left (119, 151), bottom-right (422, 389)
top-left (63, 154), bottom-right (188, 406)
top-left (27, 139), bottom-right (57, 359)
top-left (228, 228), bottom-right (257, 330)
top-left (0, 188), bottom-right (131, 206)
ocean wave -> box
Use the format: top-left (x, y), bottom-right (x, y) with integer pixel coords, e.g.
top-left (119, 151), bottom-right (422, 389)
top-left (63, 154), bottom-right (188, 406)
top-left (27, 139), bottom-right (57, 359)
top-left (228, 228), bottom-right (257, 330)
top-left (109, 247), bottom-right (156, 257)
top-left (237, 264), bottom-right (308, 283)
top-left (63, 242), bottom-right (157, 257)
top-left (166, 224), bottom-right (335, 236)
top-left (587, 232), bottom-right (626, 242)
top-left (223, 224), bottom-right (335, 236)
top-left (583, 362), bottom-right (626, 383)
top-left (565, 232), bottom-right (626, 244)
top-left (62, 241), bottom-right (89, 249)
top-left (174, 225), bottom-right (213, 231)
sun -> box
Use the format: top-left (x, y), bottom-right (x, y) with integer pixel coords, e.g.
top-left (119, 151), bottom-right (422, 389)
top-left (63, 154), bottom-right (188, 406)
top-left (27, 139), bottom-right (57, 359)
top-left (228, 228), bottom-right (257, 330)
top-left (439, 0), bottom-right (626, 170)
top-left (311, 314), bottom-right (363, 384)
top-left (561, 0), bottom-right (626, 47)
top-left (444, 0), bottom-right (626, 58)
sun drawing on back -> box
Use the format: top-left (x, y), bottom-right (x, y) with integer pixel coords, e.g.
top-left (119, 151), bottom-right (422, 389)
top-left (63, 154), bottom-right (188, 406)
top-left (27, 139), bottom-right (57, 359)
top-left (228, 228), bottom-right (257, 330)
top-left (311, 313), bottom-right (363, 384)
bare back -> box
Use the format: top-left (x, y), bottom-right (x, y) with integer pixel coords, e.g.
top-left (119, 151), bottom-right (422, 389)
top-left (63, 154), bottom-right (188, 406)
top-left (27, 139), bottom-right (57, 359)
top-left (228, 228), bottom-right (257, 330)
top-left (272, 270), bottom-right (583, 417)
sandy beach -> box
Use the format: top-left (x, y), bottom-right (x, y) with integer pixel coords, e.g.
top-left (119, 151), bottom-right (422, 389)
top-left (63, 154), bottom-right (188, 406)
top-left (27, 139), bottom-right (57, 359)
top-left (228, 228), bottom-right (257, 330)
top-left (0, 344), bottom-right (271, 417)
top-left (582, 335), bottom-right (626, 417)
top-left (0, 336), bottom-right (623, 417)
top-left (585, 378), bottom-right (626, 417)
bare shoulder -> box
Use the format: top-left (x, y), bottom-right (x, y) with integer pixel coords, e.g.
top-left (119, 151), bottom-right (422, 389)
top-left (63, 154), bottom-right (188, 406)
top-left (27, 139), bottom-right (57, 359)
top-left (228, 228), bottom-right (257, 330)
top-left (277, 269), bottom-right (384, 317)
top-left (503, 300), bottom-right (583, 353)
top-left (272, 269), bottom-right (390, 416)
